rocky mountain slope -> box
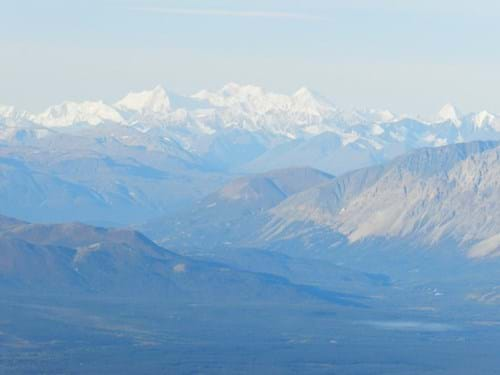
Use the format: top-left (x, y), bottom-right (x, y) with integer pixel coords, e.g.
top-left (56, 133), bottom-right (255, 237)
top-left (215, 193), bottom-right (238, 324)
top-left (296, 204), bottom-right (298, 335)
top-left (266, 141), bottom-right (500, 258)
top-left (148, 141), bottom-right (500, 260)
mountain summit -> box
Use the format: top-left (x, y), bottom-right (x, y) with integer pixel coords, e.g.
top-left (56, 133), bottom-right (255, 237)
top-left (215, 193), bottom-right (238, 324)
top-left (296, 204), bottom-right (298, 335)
top-left (115, 85), bottom-right (171, 116)
top-left (437, 103), bottom-right (463, 125)
top-left (34, 101), bottom-right (125, 127)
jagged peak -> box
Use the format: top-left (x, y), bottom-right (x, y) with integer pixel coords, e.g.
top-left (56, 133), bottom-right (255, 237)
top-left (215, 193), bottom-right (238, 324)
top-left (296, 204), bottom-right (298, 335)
top-left (220, 82), bottom-right (266, 97)
top-left (437, 103), bottom-right (462, 124)
top-left (293, 87), bottom-right (335, 107)
top-left (473, 110), bottom-right (496, 127)
top-left (115, 85), bottom-right (171, 114)
top-left (34, 100), bottom-right (124, 127)
top-left (293, 87), bottom-right (316, 99)
top-left (0, 105), bottom-right (17, 118)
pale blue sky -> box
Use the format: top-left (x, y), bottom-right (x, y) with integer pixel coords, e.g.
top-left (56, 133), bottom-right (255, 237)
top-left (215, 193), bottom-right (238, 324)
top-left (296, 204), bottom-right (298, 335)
top-left (2, 0), bottom-right (500, 115)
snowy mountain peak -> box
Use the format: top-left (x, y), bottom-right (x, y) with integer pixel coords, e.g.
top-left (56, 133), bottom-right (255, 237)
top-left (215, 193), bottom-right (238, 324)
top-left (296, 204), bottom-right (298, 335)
top-left (5, 84), bottom-right (500, 150)
top-left (437, 103), bottom-right (462, 124)
top-left (34, 101), bottom-right (124, 128)
top-left (220, 82), bottom-right (265, 97)
top-left (293, 87), bottom-right (317, 99)
top-left (293, 87), bottom-right (334, 109)
top-left (0, 105), bottom-right (16, 118)
top-left (353, 109), bottom-right (396, 124)
top-left (115, 85), bottom-right (171, 115)
top-left (192, 83), bottom-right (273, 108)
top-left (472, 110), bottom-right (497, 128)
top-left (0, 105), bottom-right (33, 123)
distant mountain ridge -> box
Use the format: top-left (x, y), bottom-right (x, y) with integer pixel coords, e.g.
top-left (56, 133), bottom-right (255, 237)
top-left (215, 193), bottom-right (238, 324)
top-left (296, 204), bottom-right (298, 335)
top-left (0, 214), bottom-right (364, 306)
top-left (147, 141), bottom-right (500, 259)
top-left (3, 84), bottom-right (500, 225)
top-left (144, 167), bottom-right (334, 247)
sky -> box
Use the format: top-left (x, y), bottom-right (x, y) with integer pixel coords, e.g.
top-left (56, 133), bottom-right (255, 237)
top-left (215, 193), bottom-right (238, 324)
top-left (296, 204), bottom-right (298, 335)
top-left (2, 0), bottom-right (500, 116)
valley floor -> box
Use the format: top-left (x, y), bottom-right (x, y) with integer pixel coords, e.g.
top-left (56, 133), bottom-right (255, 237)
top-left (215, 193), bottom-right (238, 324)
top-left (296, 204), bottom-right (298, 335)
top-left (2, 295), bottom-right (500, 374)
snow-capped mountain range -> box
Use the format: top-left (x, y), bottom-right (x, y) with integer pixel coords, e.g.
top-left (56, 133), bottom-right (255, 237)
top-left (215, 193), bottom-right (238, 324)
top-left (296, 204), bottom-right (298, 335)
top-left (2, 83), bottom-right (500, 200)
top-left (2, 83), bottom-right (499, 146)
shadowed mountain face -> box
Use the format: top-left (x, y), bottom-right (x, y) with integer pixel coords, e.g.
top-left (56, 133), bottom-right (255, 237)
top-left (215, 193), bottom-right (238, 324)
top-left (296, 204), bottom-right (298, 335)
top-left (244, 132), bottom-right (386, 176)
top-left (218, 166), bottom-right (334, 201)
top-left (143, 167), bottom-right (334, 247)
top-left (0, 215), bottom-right (364, 306)
top-left (147, 141), bottom-right (500, 261)
top-left (0, 131), bottom-right (227, 225)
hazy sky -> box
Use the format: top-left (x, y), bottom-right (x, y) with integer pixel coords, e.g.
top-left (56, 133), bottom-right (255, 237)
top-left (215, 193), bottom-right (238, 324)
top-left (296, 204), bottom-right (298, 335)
top-left (2, 0), bottom-right (500, 115)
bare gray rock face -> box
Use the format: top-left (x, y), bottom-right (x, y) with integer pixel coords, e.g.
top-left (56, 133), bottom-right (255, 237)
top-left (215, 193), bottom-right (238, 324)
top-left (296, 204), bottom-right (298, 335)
top-left (267, 141), bottom-right (500, 257)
